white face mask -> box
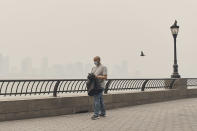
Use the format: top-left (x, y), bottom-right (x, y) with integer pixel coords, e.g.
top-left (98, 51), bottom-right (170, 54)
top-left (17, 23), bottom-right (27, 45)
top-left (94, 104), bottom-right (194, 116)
top-left (94, 61), bottom-right (99, 66)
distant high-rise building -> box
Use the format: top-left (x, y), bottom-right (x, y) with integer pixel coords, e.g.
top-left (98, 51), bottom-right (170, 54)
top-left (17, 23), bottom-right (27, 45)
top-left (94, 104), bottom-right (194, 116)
top-left (121, 60), bottom-right (129, 77)
top-left (84, 63), bottom-right (92, 74)
top-left (110, 61), bottom-right (129, 78)
top-left (40, 57), bottom-right (49, 76)
top-left (0, 53), bottom-right (3, 74)
top-left (73, 62), bottom-right (84, 78)
top-left (0, 54), bottom-right (10, 76)
top-left (21, 57), bottom-right (33, 75)
top-left (50, 64), bottom-right (65, 78)
top-left (3, 55), bottom-right (10, 75)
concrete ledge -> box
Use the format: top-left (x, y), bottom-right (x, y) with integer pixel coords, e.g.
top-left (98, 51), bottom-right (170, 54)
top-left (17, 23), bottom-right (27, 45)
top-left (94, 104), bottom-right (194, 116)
top-left (186, 89), bottom-right (197, 98)
top-left (0, 88), bottom-right (197, 121)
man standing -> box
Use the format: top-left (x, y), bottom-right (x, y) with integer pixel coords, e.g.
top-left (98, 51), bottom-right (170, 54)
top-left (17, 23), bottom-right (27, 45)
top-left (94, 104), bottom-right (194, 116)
top-left (91, 56), bottom-right (107, 120)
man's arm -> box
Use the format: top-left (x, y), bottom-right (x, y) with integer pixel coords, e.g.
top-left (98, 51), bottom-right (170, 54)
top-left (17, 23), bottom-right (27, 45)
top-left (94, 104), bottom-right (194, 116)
top-left (96, 75), bottom-right (107, 80)
top-left (96, 66), bottom-right (107, 80)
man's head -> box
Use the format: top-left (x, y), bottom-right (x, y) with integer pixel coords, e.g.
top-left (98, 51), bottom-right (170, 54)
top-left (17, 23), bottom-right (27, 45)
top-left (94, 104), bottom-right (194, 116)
top-left (93, 56), bottom-right (101, 66)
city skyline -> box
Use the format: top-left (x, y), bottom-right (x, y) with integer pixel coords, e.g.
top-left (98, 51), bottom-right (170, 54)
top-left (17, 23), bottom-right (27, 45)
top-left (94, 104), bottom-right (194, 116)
top-left (0, 53), bottom-right (132, 79)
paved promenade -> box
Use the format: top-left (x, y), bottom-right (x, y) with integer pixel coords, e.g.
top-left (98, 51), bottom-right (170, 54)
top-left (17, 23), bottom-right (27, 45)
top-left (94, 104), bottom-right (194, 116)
top-left (1, 98), bottom-right (197, 131)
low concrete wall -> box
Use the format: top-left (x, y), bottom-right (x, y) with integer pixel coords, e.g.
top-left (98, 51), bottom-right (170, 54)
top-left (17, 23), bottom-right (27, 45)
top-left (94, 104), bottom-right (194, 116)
top-left (0, 78), bottom-right (197, 121)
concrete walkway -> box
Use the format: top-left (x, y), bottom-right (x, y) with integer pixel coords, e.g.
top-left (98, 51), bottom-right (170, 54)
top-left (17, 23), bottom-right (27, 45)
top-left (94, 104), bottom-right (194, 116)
top-left (1, 98), bottom-right (197, 131)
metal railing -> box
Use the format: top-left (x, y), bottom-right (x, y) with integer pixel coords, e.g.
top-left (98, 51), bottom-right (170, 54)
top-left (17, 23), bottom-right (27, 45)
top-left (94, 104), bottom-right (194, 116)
top-left (187, 78), bottom-right (197, 89)
top-left (0, 78), bottom-right (178, 97)
top-left (104, 79), bottom-right (176, 93)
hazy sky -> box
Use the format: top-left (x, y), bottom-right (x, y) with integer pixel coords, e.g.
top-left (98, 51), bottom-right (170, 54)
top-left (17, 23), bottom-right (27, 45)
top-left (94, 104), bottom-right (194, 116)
top-left (0, 0), bottom-right (197, 78)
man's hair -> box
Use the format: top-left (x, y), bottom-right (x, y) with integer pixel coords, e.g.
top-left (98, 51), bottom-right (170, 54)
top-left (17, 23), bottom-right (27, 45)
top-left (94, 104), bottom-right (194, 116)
top-left (94, 56), bottom-right (101, 61)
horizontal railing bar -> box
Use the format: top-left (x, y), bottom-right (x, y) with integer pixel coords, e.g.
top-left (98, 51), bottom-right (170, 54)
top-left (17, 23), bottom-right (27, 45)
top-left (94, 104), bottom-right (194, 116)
top-left (0, 91), bottom-right (54, 95)
top-left (0, 78), bottom-right (178, 82)
top-left (57, 90), bottom-right (87, 92)
top-left (0, 79), bottom-right (87, 82)
top-left (107, 78), bottom-right (177, 80)
top-left (108, 88), bottom-right (141, 90)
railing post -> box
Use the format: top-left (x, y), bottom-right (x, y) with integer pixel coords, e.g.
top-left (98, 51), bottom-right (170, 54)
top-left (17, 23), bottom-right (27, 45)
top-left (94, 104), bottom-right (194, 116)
top-left (169, 79), bottom-right (176, 89)
top-left (172, 78), bottom-right (187, 90)
top-left (53, 80), bottom-right (60, 97)
top-left (104, 80), bottom-right (112, 94)
top-left (141, 80), bottom-right (149, 91)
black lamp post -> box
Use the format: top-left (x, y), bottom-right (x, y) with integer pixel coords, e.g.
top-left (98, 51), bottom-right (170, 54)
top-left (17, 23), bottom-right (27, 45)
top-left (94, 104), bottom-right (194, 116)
top-left (170, 20), bottom-right (181, 78)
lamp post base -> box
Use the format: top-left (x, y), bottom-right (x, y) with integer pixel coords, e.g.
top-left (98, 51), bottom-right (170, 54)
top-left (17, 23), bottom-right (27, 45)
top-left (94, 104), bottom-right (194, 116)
top-left (171, 64), bottom-right (181, 78)
top-left (171, 73), bottom-right (181, 78)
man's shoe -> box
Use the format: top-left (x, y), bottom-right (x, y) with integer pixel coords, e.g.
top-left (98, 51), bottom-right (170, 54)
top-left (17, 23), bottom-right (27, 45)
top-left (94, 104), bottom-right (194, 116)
top-left (99, 114), bottom-right (106, 117)
top-left (91, 115), bottom-right (100, 120)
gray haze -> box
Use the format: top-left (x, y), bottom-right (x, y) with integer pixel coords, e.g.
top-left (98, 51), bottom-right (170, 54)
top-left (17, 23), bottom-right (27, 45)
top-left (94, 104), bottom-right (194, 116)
top-left (0, 0), bottom-right (197, 78)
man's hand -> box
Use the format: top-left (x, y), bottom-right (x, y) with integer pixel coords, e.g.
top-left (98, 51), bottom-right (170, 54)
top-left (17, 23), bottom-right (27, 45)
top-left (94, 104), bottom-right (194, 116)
top-left (96, 75), bottom-right (107, 80)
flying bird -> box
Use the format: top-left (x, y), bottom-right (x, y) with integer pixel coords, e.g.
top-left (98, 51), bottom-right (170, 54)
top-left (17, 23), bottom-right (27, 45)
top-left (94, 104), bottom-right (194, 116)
top-left (140, 51), bottom-right (145, 56)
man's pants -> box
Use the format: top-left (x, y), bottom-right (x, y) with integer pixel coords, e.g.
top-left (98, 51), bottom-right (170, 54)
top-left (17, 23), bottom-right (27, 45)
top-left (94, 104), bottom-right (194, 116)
top-left (94, 90), bottom-right (106, 116)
